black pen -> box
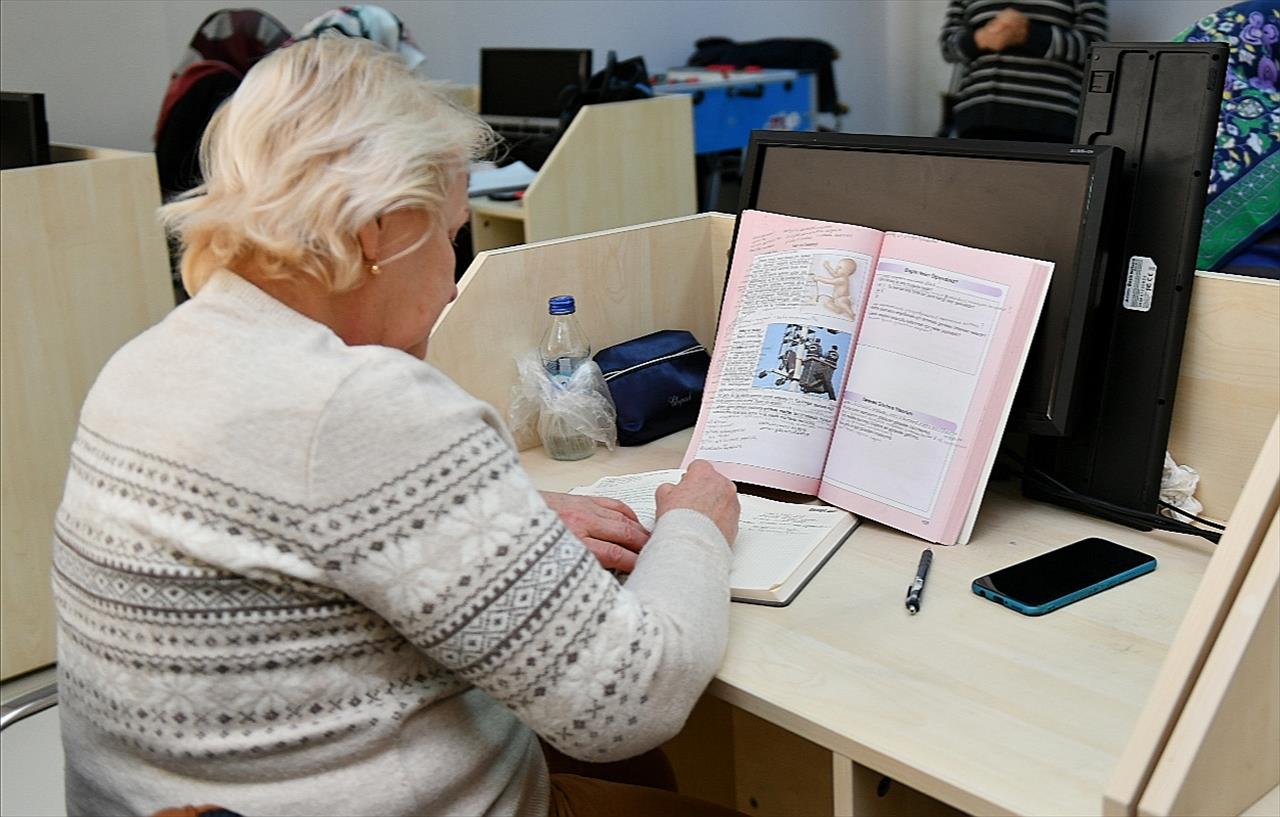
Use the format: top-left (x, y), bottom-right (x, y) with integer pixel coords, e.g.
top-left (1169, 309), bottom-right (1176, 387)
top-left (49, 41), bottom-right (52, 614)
top-left (906, 548), bottom-right (933, 615)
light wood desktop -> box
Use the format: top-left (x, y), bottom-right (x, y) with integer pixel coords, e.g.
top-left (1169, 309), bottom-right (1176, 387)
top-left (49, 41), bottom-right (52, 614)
top-left (468, 95), bottom-right (697, 252)
top-left (519, 431), bottom-right (1216, 816)
top-left (429, 213), bottom-right (1280, 816)
top-left (0, 145), bottom-right (173, 680)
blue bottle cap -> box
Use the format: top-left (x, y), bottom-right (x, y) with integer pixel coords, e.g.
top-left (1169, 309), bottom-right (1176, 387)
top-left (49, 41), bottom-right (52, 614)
top-left (548, 295), bottom-right (576, 315)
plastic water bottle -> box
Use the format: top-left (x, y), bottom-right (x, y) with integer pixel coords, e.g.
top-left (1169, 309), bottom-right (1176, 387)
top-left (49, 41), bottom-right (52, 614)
top-left (538, 295), bottom-right (596, 461)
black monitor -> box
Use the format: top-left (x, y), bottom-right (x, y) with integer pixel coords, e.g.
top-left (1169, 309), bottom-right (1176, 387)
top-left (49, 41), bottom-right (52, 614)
top-left (1, 91), bottom-right (51, 170)
top-left (479, 48), bottom-right (592, 121)
top-left (1026, 42), bottom-right (1227, 525)
top-left (737, 132), bottom-right (1122, 437)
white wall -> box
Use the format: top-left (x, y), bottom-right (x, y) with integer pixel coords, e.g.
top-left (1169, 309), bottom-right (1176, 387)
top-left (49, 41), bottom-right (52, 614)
top-left (1, 0), bottom-right (1227, 153)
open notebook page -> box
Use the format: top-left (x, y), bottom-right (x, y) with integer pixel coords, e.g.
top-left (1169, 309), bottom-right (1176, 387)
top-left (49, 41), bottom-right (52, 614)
top-left (570, 469), bottom-right (854, 592)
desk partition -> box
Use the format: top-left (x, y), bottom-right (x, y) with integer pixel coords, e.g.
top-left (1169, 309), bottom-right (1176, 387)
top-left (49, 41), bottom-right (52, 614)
top-left (468, 96), bottom-right (697, 253)
top-left (1167, 272), bottom-right (1280, 519)
top-left (1108, 419), bottom-right (1279, 817)
top-left (0, 145), bottom-right (173, 679)
top-left (429, 213), bottom-right (730, 448)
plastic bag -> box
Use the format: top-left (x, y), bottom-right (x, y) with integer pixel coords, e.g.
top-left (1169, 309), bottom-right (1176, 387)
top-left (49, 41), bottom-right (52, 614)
top-left (509, 352), bottom-right (618, 452)
top-left (1159, 451), bottom-right (1204, 521)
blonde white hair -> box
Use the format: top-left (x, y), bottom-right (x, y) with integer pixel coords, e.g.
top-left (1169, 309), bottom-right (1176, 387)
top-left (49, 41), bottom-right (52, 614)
top-left (160, 34), bottom-right (493, 295)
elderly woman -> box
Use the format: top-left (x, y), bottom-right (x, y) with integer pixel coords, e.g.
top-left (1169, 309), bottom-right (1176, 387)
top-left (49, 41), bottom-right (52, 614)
top-left (53, 35), bottom-right (740, 817)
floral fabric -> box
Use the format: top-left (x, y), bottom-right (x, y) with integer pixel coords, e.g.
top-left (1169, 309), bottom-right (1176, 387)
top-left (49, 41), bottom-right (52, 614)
top-left (1176, 2), bottom-right (1280, 269)
top-left (289, 5), bottom-right (425, 70)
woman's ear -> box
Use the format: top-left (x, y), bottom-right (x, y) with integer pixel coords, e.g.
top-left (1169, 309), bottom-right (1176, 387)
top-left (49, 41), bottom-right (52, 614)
top-left (356, 217), bottom-right (382, 265)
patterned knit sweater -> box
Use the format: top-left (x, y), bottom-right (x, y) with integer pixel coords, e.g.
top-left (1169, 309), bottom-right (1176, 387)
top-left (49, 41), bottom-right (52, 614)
top-left (941, 0), bottom-right (1108, 141)
top-left (53, 270), bottom-right (732, 817)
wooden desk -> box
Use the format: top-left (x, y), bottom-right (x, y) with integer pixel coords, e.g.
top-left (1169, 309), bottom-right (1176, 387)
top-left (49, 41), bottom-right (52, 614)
top-left (468, 196), bottom-right (527, 251)
top-left (519, 430), bottom-right (1214, 816)
top-left (469, 95), bottom-right (696, 252)
top-left (430, 214), bottom-right (1279, 816)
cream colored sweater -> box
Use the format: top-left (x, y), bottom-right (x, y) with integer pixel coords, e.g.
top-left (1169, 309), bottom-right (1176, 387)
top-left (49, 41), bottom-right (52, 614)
top-left (53, 270), bottom-right (731, 817)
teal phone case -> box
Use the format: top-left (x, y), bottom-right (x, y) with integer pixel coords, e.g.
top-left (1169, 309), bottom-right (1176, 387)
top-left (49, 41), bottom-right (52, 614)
top-left (972, 559), bottom-right (1156, 616)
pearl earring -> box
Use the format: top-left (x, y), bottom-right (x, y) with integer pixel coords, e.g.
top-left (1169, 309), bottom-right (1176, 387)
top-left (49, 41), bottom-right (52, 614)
top-left (369, 263), bottom-right (381, 275)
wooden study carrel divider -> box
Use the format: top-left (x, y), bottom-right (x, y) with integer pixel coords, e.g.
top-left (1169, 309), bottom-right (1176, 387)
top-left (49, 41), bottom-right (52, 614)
top-left (1, 145), bottom-right (173, 680)
top-left (468, 95), bottom-right (697, 252)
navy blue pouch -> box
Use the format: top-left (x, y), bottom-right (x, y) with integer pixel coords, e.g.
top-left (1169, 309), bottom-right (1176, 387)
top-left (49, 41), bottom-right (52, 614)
top-left (593, 330), bottom-right (711, 446)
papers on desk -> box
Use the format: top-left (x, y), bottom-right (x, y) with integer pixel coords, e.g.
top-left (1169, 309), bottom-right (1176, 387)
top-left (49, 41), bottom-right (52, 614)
top-left (469, 161), bottom-right (536, 197)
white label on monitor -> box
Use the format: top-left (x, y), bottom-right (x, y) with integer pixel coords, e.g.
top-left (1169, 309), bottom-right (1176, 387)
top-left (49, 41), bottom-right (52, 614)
top-left (1123, 256), bottom-right (1156, 312)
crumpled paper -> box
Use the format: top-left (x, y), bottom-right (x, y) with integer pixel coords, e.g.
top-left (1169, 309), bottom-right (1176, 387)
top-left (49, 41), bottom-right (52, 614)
top-left (1159, 451), bottom-right (1204, 522)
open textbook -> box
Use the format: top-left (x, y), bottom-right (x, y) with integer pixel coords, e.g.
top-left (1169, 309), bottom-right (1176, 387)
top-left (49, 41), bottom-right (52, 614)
top-left (683, 209), bottom-right (1053, 546)
top-left (572, 469), bottom-right (857, 606)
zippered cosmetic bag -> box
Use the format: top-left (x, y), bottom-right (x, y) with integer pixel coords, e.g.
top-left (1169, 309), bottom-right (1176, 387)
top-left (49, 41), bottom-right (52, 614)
top-left (593, 329), bottom-right (711, 446)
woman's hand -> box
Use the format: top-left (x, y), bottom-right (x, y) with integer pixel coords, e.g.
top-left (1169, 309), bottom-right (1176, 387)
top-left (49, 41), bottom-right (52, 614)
top-left (541, 491), bottom-right (650, 573)
top-left (655, 460), bottom-right (740, 544)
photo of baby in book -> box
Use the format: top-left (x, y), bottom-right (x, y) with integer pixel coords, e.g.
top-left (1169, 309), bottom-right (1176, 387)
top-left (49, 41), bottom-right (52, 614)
top-left (811, 257), bottom-right (862, 320)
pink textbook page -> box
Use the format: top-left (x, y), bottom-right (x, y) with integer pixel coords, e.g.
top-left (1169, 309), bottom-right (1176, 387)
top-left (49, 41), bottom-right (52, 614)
top-left (817, 232), bottom-right (1052, 545)
top-left (683, 210), bottom-right (884, 494)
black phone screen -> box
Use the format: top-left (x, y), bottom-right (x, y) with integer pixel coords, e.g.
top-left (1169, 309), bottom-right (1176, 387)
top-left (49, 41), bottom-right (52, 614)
top-left (974, 538), bottom-right (1155, 606)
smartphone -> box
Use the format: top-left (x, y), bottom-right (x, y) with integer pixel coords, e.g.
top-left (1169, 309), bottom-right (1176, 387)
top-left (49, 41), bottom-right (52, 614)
top-left (972, 537), bottom-right (1156, 616)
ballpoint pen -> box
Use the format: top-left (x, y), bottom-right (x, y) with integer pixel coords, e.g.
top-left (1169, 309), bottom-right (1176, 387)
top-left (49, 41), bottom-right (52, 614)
top-left (906, 548), bottom-right (933, 615)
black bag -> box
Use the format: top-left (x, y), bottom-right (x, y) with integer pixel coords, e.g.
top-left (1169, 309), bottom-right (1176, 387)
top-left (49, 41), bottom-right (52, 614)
top-left (558, 50), bottom-right (653, 129)
top-left (594, 330), bottom-right (710, 446)
top-left (508, 51), bottom-right (653, 172)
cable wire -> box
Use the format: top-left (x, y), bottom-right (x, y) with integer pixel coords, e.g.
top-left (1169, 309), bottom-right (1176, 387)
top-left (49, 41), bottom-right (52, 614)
top-left (1157, 499), bottom-right (1227, 531)
top-left (997, 451), bottom-right (1222, 545)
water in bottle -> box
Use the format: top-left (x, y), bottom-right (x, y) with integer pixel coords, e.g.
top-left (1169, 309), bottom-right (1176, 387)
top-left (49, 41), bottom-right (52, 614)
top-left (538, 295), bottom-right (596, 461)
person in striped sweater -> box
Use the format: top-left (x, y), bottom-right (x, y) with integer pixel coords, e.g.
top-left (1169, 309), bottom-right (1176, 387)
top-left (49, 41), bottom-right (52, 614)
top-left (941, 0), bottom-right (1109, 142)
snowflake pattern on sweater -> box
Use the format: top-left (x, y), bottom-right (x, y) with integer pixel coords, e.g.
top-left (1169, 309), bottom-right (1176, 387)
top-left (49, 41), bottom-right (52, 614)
top-left (53, 270), bottom-right (731, 817)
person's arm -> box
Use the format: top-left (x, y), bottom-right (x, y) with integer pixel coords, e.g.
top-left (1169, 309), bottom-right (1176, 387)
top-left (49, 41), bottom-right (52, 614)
top-left (305, 359), bottom-right (736, 762)
top-left (940, 0), bottom-right (982, 64)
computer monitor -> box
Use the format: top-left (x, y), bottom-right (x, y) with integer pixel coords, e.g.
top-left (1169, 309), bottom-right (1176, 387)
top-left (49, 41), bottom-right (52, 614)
top-left (737, 132), bottom-right (1122, 437)
top-left (1025, 42), bottom-right (1227, 525)
top-left (479, 48), bottom-right (592, 125)
top-left (1, 91), bottom-right (51, 170)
